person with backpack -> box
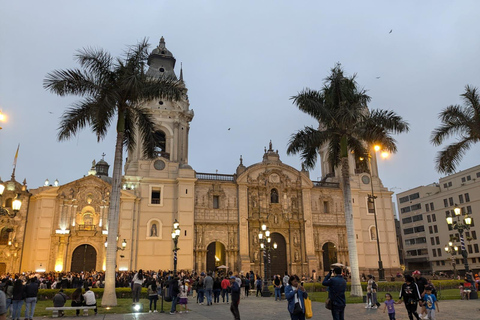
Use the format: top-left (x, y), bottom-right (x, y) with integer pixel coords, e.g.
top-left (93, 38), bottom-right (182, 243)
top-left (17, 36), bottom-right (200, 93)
top-left (229, 276), bottom-right (241, 320)
top-left (147, 280), bottom-right (158, 313)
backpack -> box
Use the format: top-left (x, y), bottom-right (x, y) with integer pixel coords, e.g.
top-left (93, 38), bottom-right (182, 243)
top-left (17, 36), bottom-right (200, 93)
top-left (372, 281), bottom-right (377, 290)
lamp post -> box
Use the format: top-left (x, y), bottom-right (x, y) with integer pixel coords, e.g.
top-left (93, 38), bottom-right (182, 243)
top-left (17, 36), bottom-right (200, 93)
top-left (446, 204), bottom-right (472, 273)
top-left (363, 145), bottom-right (386, 281)
top-left (171, 219), bottom-right (181, 276)
top-left (0, 179), bottom-right (22, 218)
top-left (258, 223), bottom-right (277, 297)
top-left (104, 238), bottom-right (127, 251)
top-left (444, 242), bottom-right (458, 279)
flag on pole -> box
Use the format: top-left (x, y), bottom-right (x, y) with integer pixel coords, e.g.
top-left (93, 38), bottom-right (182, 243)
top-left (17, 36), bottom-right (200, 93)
top-left (13, 144), bottom-right (19, 167)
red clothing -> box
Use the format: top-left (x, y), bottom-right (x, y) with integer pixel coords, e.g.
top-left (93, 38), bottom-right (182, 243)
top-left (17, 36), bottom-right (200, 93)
top-left (221, 279), bottom-right (230, 289)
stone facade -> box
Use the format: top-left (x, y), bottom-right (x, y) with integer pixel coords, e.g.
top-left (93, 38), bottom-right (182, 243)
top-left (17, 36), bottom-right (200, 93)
top-left (0, 37), bottom-right (401, 277)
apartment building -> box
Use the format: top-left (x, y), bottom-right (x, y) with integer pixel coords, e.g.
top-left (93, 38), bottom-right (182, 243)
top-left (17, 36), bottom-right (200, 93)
top-left (397, 164), bottom-right (480, 274)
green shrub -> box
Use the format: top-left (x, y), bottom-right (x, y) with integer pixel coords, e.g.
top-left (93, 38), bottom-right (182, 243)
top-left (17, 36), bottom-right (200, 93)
top-left (37, 288), bottom-right (148, 301)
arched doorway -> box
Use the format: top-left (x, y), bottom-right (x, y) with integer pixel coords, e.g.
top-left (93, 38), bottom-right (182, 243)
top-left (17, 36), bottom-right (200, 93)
top-left (322, 242), bottom-right (337, 272)
top-left (206, 241), bottom-right (226, 273)
top-left (270, 233), bottom-right (287, 277)
top-left (71, 244), bottom-right (97, 272)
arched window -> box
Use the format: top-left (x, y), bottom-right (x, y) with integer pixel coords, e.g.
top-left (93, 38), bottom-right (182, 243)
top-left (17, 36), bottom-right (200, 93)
top-left (271, 189), bottom-right (279, 203)
top-left (154, 130), bottom-right (166, 153)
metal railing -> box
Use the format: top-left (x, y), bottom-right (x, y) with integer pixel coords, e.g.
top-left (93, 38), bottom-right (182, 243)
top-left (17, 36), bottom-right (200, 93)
top-left (76, 224), bottom-right (96, 231)
top-left (196, 172), bottom-right (235, 181)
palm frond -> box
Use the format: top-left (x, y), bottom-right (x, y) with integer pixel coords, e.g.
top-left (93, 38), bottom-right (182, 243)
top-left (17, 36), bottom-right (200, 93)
top-left (75, 47), bottom-right (113, 78)
top-left (431, 105), bottom-right (472, 146)
top-left (462, 85), bottom-right (480, 114)
top-left (130, 106), bottom-right (158, 159)
top-left (290, 89), bottom-right (325, 121)
top-left (287, 127), bottom-right (332, 170)
top-left (366, 109), bottom-right (410, 133)
top-left (435, 138), bottom-right (474, 174)
top-left (43, 68), bottom-right (99, 97)
top-left (57, 98), bottom-right (98, 141)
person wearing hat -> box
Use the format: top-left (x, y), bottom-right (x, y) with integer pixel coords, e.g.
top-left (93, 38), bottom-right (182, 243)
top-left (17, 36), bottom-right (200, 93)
top-left (412, 271), bottom-right (428, 319)
top-left (398, 275), bottom-right (421, 320)
top-left (229, 276), bottom-right (241, 320)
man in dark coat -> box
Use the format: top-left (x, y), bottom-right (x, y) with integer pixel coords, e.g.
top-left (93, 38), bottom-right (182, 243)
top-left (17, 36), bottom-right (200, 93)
top-left (229, 276), bottom-right (240, 320)
top-left (169, 277), bottom-right (180, 315)
top-left (322, 267), bottom-right (346, 320)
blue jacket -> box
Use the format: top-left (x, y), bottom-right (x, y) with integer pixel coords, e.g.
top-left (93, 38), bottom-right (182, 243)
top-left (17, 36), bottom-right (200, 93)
top-left (322, 272), bottom-right (346, 307)
top-left (285, 285), bottom-right (308, 314)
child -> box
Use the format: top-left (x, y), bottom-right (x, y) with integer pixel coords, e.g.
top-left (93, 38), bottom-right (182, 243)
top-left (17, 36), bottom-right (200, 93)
top-left (178, 279), bottom-right (189, 313)
top-left (459, 285), bottom-right (464, 299)
top-left (383, 293), bottom-right (397, 320)
top-left (423, 286), bottom-right (439, 320)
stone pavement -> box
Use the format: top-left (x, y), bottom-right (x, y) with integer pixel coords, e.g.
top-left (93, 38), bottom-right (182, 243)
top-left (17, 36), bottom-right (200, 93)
top-left (40, 297), bottom-right (480, 320)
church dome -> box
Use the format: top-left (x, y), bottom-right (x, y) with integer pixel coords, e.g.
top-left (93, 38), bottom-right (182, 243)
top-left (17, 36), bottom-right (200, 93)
top-left (147, 37), bottom-right (177, 80)
top-left (95, 157), bottom-right (110, 177)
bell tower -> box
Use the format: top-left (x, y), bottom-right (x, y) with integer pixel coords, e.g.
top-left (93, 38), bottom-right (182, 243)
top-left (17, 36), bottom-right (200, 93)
top-left (124, 36), bottom-right (194, 175)
top-left (122, 37), bottom-right (195, 272)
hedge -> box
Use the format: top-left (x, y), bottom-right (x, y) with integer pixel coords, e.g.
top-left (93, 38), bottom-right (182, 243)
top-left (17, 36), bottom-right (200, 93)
top-left (301, 280), bottom-right (464, 293)
top-left (37, 288), bottom-right (148, 301)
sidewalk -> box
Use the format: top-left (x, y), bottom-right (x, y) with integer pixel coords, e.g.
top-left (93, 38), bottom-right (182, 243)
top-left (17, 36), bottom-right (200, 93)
top-left (38, 296), bottom-right (479, 319)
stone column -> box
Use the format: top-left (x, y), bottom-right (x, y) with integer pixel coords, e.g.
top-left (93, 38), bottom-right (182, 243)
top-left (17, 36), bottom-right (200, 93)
top-left (302, 188), bottom-right (318, 274)
top-left (238, 184), bottom-right (250, 272)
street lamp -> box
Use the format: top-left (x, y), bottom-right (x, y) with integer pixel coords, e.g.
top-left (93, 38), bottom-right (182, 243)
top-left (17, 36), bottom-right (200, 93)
top-left (363, 145), bottom-right (386, 281)
top-left (171, 219), bottom-right (181, 276)
top-left (446, 204), bottom-right (472, 272)
top-left (444, 243), bottom-right (459, 278)
top-left (0, 179), bottom-right (22, 218)
top-left (104, 238), bottom-right (127, 251)
top-left (258, 223), bottom-right (277, 297)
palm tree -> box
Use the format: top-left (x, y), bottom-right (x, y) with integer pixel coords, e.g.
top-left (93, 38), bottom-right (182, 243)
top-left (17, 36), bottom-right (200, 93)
top-left (44, 39), bottom-right (183, 306)
top-left (431, 85), bottom-right (480, 174)
top-left (287, 63), bottom-right (409, 296)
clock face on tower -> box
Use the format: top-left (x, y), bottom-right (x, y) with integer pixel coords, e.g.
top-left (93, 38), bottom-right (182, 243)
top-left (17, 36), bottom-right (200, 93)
top-left (154, 160), bottom-right (166, 170)
top-left (361, 175), bottom-right (370, 184)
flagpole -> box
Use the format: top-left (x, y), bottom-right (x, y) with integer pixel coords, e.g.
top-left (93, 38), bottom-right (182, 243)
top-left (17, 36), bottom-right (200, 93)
top-left (12, 144), bottom-right (19, 180)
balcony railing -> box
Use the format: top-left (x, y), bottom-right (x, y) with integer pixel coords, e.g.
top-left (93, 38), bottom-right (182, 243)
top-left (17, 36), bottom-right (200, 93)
top-left (196, 172), bottom-right (235, 181)
top-left (76, 224), bottom-right (96, 231)
top-left (312, 181), bottom-right (340, 188)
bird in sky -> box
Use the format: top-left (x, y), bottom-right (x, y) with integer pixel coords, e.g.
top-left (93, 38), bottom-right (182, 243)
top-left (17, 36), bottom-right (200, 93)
top-left (376, 77), bottom-right (381, 79)
top-left (389, 29), bottom-right (393, 34)
top-left (228, 128), bottom-right (231, 131)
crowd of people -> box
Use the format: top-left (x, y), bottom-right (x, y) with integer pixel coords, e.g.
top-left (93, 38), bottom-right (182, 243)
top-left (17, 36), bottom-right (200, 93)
top-left (0, 268), bottom-right (478, 320)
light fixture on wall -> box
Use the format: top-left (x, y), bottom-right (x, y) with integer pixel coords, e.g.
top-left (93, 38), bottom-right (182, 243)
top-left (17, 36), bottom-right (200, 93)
top-left (0, 179), bottom-right (22, 218)
top-left (105, 237), bottom-right (127, 251)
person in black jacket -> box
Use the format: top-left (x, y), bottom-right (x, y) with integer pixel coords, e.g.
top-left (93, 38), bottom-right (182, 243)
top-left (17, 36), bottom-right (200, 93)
top-left (322, 267), bottom-right (347, 320)
top-left (11, 279), bottom-right (24, 320)
top-left (398, 275), bottom-right (421, 320)
top-left (169, 277), bottom-right (180, 315)
top-left (229, 276), bottom-right (240, 320)
top-left (24, 277), bottom-right (39, 320)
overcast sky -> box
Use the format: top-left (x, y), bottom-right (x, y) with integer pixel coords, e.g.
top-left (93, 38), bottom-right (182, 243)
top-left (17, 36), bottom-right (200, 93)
top-left (1, 0), bottom-right (479, 199)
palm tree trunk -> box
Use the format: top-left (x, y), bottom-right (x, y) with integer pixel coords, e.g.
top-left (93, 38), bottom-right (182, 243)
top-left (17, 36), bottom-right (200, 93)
top-left (101, 128), bottom-right (125, 306)
top-left (340, 156), bottom-right (363, 297)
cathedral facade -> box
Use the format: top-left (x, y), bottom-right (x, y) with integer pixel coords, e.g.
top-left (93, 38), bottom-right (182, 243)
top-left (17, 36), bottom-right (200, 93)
top-left (0, 38), bottom-right (400, 277)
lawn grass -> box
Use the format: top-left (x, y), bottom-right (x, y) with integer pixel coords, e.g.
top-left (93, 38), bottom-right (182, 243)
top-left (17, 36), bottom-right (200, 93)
top-left (308, 288), bottom-right (461, 304)
top-left (21, 299), bottom-right (172, 317)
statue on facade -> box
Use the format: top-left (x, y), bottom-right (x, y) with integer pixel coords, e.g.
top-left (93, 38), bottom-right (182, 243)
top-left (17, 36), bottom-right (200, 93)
top-left (150, 223), bottom-right (158, 237)
top-left (294, 250), bottom-right (300, 261)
